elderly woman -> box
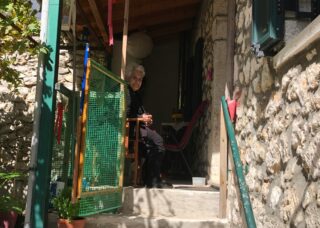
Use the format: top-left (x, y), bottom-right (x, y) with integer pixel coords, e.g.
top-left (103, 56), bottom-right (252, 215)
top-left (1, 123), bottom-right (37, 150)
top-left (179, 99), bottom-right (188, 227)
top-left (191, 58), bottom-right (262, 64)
top-left (126, 64), bottom-right (165, 188)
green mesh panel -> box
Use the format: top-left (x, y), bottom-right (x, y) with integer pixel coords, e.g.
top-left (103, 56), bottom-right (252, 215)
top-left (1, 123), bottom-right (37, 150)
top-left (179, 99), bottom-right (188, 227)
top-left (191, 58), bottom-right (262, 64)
top-left (78, 60), bottom-right (126, 216)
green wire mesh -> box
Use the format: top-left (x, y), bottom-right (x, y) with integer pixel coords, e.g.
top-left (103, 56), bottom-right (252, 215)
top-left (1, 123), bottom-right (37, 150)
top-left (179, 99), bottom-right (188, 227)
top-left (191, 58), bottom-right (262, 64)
top-left (78, 60), bottom-right (126, 216)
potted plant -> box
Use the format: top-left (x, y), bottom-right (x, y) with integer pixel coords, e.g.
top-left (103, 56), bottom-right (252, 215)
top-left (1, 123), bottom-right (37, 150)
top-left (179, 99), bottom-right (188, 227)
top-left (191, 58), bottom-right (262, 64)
top-left (51, 187), bottom-right (85, 228)
top-left (0, 171), bottom-right (24, 228)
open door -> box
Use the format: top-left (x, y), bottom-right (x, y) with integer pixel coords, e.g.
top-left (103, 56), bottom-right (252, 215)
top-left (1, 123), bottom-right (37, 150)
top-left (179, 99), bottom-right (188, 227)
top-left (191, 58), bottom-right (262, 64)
top-left (73, 59), bottom-right (127, 216)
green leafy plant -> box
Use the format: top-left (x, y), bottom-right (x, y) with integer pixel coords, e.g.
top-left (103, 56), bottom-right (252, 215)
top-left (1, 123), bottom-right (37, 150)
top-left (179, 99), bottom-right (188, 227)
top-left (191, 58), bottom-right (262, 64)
top-left (0, 172), bottom-right (24, 213)
top-left (51, 187), bottom-right (79, 222)
top-left (0, 0), bottom-right (42, 87)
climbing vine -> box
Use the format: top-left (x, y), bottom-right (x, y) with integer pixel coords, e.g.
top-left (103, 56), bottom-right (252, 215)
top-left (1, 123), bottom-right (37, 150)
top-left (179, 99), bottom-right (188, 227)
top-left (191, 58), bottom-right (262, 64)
top-left (0, 0), bottom-right (41, 87)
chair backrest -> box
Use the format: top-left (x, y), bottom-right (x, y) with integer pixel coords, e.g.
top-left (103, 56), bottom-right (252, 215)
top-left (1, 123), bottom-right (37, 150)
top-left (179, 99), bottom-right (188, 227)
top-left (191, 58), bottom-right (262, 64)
top-left (178, 100), bottom-right (208, 149)
top-left (125, 118), bottom-right (144, 156)
top-left (124, 117), bottom-right (145, 186)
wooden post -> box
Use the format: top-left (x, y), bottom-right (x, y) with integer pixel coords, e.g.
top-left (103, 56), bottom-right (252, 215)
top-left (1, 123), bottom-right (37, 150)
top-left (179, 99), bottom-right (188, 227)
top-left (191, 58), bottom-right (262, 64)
top-left (119, 0), bottom-right (130, 188)
top-left (72, 117), bottom-right (82, 202)
top-left (77, 59), bottom-right (91, 197)
top-left (120, 0), bottom-right (129, 80)
top-left (219, 104), bottom-right (228, 218)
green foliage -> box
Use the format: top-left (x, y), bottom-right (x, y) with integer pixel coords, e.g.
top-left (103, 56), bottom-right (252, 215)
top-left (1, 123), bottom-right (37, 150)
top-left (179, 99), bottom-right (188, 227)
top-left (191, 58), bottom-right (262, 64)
top-left (0, 0), bottom-right (40, 87)
top-left (0, 171), bottom-right (24, 213)
top-left (0, 195), bottom-right (24, 213)
top-left (51, 187), bottom-right (79, 222)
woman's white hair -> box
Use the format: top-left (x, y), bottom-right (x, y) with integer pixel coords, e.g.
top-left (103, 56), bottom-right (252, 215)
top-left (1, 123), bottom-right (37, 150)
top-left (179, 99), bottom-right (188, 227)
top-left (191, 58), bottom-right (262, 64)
top-left (125, 63), bottom-right (145, 81)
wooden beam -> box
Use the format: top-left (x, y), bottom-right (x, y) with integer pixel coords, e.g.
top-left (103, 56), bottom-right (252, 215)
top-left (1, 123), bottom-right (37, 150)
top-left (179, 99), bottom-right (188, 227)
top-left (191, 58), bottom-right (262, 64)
top-left (87, 0), bottom-right (109, 44)
top-left (112, 0), bottom-right (201, 21)
top-left (113, 6), bottom-right (197, 33)
top-left (77, 0), bottom-right (201, 46)
top-left (76, 0), bottom-right (106, 48)
top-left (148, 20), bottom-right (193, 38)
top-left (115, 5), bottom-right (198, 23)
top-left (219, 104), bottom-right (228, 218)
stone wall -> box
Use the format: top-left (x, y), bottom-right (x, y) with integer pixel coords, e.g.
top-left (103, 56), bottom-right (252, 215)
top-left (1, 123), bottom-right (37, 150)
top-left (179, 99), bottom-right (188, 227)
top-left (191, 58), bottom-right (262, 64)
top-left (193, 0), bottom-right (229, 185)
top-left (233, 0), bottom-right (320, 227)
top-left (0, 53), bottom-right (37, 178)
top-left (0, 48), bottom-right (106, 197)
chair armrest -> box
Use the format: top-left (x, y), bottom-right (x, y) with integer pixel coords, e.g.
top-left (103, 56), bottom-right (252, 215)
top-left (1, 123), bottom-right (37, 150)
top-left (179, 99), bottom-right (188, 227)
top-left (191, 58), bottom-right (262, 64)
top-left (126, 117), bottom-right (144, 122)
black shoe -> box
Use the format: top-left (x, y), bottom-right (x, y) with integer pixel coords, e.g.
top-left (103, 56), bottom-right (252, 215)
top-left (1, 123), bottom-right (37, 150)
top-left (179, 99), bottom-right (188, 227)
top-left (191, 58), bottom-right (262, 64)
top-left (146, 180), bottom-right (173, 189)
top-left (146, 182), bottom-right (162, 188)
top-left (160, 180), bottom-right (173, 188)
top-left (146, 184), bottom-right (153, 188)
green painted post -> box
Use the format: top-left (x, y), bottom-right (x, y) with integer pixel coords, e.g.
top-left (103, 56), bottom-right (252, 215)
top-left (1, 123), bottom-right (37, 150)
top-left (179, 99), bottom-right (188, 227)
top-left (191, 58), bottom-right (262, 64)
top-left (221, 96), bottom-right (257, 228)
top-left (32, 0), bottom-right (62, 227)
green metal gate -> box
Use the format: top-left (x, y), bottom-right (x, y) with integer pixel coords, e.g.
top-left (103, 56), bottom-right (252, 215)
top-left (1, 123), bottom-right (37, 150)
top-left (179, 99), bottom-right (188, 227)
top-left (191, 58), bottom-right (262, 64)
top-left (74, 59), bottom-right (126, 216)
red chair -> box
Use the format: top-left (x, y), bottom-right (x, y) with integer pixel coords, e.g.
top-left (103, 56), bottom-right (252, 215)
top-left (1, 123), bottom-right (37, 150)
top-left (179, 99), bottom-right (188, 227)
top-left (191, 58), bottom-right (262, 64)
top-left (164, 100), bottom-right (209, 177)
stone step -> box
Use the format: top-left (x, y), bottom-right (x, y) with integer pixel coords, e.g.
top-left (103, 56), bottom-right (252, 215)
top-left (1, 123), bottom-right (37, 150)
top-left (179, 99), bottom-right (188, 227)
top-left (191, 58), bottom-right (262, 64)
top-left (121, 186), bottom-right (220, 220)
top-left (48, 185), bottom-right (225, 227)
top-left (85, 214), bottom-right (230, 228)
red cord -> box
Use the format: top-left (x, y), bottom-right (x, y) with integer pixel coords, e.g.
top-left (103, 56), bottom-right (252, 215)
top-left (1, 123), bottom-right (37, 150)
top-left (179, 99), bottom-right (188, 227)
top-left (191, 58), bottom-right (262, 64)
top-left (54, 103), bottom-right (64, 144)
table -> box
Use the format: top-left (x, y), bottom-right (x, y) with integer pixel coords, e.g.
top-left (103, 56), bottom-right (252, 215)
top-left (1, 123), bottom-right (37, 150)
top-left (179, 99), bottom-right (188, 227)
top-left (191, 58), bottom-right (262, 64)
top-left (161, 121), bottom-right (189, 144)
top-left (161, 122), bottom-right (189, 131)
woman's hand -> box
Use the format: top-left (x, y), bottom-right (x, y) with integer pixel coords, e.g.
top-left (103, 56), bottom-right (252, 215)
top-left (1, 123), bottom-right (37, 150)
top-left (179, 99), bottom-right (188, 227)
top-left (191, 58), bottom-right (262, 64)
top-left (142, 113), bottom-right (153, 125)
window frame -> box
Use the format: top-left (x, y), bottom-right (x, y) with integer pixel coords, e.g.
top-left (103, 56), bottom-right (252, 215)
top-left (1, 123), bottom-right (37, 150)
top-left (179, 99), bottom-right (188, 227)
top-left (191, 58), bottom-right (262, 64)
top-left (251, 0), bottom-right (285, 57)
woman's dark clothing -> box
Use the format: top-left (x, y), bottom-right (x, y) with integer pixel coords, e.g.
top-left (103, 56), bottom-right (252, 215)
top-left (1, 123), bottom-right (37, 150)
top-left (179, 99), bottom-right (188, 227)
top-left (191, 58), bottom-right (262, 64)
top-left (126, 86), bottom-right (164, 187)
top-left (126, 86), bottom-right (145, 118)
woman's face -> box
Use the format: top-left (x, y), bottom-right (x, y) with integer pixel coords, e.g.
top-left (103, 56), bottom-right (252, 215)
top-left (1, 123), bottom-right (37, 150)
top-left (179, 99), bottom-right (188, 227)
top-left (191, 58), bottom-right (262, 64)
top-left (129, 69), bottom-right (144, 91)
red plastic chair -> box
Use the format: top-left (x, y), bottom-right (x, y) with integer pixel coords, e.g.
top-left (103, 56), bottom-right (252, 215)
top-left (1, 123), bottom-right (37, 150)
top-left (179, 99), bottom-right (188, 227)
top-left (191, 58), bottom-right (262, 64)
top-left (164, 100), bottom-right (209, 177)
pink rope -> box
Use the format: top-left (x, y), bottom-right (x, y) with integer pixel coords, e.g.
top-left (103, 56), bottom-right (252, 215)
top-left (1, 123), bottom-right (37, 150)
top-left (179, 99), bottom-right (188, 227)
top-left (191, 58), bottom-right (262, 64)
top-left (108, 0), bottom-right (114, 46)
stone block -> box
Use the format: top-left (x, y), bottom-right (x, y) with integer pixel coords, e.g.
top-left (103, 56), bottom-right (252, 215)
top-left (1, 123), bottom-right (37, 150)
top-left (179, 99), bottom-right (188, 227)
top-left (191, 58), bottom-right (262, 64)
top-left (213, 0), bottom-right (228, 17)
top-left (122, 187), bottom-right (220, 219)
top-left (305, 202), bottom-right (320, 227)
top-left (261, 63), bottom-right (273, 92)
top-left (213, 41), bottom-right (227, 78)
top-left (212, 16), bottom-right (228, 40)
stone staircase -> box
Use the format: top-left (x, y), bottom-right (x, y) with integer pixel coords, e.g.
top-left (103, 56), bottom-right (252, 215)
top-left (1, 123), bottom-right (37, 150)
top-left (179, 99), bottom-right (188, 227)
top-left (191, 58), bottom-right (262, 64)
top-left (84, 186), bottom-right (230, 228)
